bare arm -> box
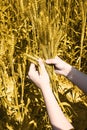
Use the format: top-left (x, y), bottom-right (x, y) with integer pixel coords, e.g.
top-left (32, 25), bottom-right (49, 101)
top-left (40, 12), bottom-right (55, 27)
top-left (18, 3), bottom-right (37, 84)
top-left (28, 59), bottom-right (74, 130)
top-left (46, 56), bottom-right (87, 93)
top-left (41, 85), bottom-right (73, 130)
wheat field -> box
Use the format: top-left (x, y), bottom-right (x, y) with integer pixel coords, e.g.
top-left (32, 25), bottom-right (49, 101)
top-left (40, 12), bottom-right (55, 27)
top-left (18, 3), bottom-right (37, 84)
top-left (0, 0), bottom-right (87, 130)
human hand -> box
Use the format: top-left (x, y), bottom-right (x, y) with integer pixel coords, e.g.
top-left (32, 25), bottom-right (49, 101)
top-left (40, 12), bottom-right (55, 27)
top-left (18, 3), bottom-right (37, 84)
top-left (46, 56), bottom-right (72, 77)
top-left (28, 59), bottom-right (50, 90)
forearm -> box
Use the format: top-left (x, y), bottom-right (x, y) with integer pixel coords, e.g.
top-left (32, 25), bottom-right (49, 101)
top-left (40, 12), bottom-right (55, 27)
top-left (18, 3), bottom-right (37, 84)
top-left (41, 85), bottom-right (74, 130)
top-left (66, 67), bottom-right (87, 93)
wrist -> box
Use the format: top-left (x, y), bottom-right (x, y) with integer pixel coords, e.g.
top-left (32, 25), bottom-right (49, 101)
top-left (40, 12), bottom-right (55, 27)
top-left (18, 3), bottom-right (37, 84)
top-left (41, 84), bottom-right (51, 93)
top-left (66, 67), bottom-right (76, 81)
top-left (64, 63), bottom-right (72, 77)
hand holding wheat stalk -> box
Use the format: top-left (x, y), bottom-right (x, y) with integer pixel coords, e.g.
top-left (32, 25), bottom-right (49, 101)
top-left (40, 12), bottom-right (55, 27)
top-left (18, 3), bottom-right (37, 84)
top-left (24, 53), bottom-right (53, 81)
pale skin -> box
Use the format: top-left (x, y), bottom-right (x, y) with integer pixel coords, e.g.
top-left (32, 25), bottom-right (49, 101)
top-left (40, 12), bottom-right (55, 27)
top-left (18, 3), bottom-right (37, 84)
top-left (46, 56), bottom-right (87, 93)
top-left (28, 56), bottom-right (87, 130)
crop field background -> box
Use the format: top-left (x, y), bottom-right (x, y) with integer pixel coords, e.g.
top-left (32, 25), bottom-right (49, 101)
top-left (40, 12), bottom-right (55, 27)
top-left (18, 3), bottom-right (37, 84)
top-left (0, 0), bottom-right (87, 130)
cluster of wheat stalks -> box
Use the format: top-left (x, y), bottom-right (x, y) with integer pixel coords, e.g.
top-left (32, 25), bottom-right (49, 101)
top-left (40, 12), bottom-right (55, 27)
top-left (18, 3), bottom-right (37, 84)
top-left (0, 0), bottom-right (87, 130)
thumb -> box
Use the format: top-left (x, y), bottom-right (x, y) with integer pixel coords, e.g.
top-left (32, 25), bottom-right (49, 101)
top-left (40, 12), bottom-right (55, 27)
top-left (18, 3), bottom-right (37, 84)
top-left (45, 57), bottom-right (58, 65)
top-left (38, 58), bottom-right (46, 74)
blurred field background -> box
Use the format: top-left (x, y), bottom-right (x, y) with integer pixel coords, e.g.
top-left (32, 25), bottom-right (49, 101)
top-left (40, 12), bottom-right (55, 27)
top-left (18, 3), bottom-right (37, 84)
top-left (0, 0), bottom-right (87, 130)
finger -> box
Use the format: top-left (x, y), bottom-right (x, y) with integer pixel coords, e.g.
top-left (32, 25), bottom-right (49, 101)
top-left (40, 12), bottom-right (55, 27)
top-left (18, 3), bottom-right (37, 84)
top-left (29, 63), bottom-right (36, 71)
top-left (45, 57), bottom-right (57, 65)
top-left (28, 63), bottom-right (36, 76)
top-left (38, 58), bottom-right (46, 73)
